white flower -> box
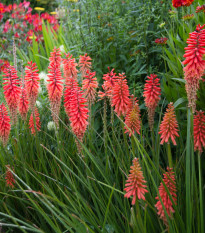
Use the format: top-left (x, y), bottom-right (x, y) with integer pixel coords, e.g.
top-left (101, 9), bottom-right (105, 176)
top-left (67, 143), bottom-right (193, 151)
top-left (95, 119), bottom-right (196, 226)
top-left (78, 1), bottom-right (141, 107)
top-left (39, 71), bottom-right (47, 81)
top-left (36, 101), bottom-right (42, 108)
top-left (47, 121), bottom-right (56, 131)
top-left (59, 45), bottom-right (65, 54)
top-left (38, 85), bottom-right (42, 94)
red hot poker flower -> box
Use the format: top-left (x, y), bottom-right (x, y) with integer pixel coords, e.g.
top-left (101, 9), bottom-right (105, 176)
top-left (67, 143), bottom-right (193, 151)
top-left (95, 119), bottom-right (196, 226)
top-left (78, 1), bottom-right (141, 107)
top-left (79, 53), bottom-right (92, 77)
top-left (155, 37), bottom-right (168, 45)
top-left (5, 165), bottom-right (15, 188)
top-left (124, 95), bottom-right (141, 136)
top-left (69, 87), bottom-right (89, 142)
top-left (29, 107), bottom-right (41, 135)
top-left (196, 5), bottom-right (205, 13)
top-left (82, 70), bottom-right (98, 105)
top-left (155, 167), bottom-right (177, 225)
top-left (143, 74), bottom-right (161, 130)
top-left (19, 82), bottom-right (29, 121)
top-left (64, 76), bottom-right (79, 118)
top-left (172, 0), bottom-right (194, 8)
top-left (47, 48), bottom-right (64, 128)
top-left (159, 103), bottom-right (179, 145)
top-left (194, 110), bottom-right (205, 154)
top-left (0, 103), bottom-right (11, 146)
top-left (3, 65), bottom-right (20, 124)
top-left (25, 61), bottom-right (40, 112)
top-left (182, 24), bottom-right (205, 113)
top-left (112, 73), bottom-right (130, 116)
top-left (124, 158), bottom-right (148, 205)
top-left (63, 53), bottom-right (78, 81)
top-left (98, 68), bottom-right (117, 101)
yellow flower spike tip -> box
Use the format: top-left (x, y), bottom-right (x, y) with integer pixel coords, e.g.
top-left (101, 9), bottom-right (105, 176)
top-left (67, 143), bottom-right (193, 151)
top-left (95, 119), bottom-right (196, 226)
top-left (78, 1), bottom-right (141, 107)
top-left (29, 36), bottom-right (37, 39)
top-left (159, 22), bottom-right (165, 28)
top-left (73, 9), bottom-right (79, 12)
top-left (67, 0), bottom-right (78, 2)
top-left (107, 37), bottom-right (114, 41)
top-left (50, 12), bottom-right (57, 15)
top-left (34, 7), bottom-right (45, 11)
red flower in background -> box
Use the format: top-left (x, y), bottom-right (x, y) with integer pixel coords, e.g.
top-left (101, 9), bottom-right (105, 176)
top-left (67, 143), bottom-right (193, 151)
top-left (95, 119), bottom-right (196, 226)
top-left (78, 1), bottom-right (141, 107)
top-left (155, 37), bottom-right (168, 45)
top-left (194, 110), bottom-right (205, 154)
top-left (155, 167), bottom-right (177, 225)
top-left (172, 0), bottom-right (194, 8)
top-left (25, 61), bottom-right (40, 112)
top-left (159, 103), bottom-right (179, 145)
top-left (143, 74), bottom-right (161, 130)
top-left (124, 95), bottom-right (141, 136)
top-left (29, 107), bottom-right (41, 135)
top-left (5, 165), bottom-right (15, 188)
top-left (3, 66), bottom-right (20, 124)
top-left (112, 73), bottom-right (130, 116)
top-left (196, 5), bottom-right (205, 13)
top-left (0, 60), bottom-right (10, 72)
top-left (0, 103), bottom-right (11, 146)
top-left (47, 48), bottom-right (64, 128)
top-left (124, 158), bottom-right (148, 205)
top-left (182, 24), bottom-right (205, 113)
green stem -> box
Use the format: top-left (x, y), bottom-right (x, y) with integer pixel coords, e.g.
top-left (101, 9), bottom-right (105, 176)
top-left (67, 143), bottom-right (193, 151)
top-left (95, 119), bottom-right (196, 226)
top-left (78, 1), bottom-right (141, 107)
top-left (198, 152), bottom-right (204, 233)
top-left (186, 107), bottom-right (191, 233)
top-left (167, 143), bottom-right (172, 168)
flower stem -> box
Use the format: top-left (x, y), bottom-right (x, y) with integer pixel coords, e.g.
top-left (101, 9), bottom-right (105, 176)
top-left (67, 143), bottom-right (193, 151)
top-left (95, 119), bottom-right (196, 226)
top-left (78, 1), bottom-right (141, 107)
top-left (167, 143), bottom-right (173, 168)
top-left (198, 151), bottom-right (204, 233)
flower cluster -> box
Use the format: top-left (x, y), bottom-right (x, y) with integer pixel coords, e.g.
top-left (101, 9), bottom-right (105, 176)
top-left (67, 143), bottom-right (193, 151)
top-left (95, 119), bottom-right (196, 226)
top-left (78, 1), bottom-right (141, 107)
top-left (112, 73), bottom-right (130, 116)
top-left (143, 74), bottom-right (161, 131)
top-left (155, 167), bottom-right (177, 225)
top-left (47, 48), bottom-right (64, 128)
top-left (193, 110), bottom-right (205, 154)
top-left (0, 1), bottom-right (59, 60)
top-left (79, 53), bottom-right (92, 77)
top-left (159, 103), bottom-right (179, 145)
top-left (124, 95), bottom-right (141, 136)
top-left (182, 24), bottom-right (205, 113)
top-left (172, 0), bottom-right (194, 8)
top-left (0, 59), bottom-right (10, 72)
top-left (0, 103), bottom-right (11, 146)
top-left (196, 5), bottom-right (205, 13)
top-left (124, 158), bottom-right (148, 205)
top-left (3, 65), bottom-right (21, 124)
top-left (182, 14), bottom-right (194, 21)
top-left (155, 37), bottom-right (168, 45)
top-left (5, 165), bottom-right (15, 188)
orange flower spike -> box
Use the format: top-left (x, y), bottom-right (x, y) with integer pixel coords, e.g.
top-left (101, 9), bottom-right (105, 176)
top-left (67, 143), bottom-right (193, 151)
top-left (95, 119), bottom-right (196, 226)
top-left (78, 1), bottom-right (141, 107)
top-left (69, 87), bottom-right (89, 142)
top-left (25, 61), bottom-right (40, 113)
top-left (182, 24), bottom-right (205, 113)
top-left (194, 110), bottom-right (205, 154)
top-left (82, 70), bottom-right (98, 104)
top-left (101, 67), bottom-right (117, 101)
top-left (5, 165), bottom-right (15, 188)
top-left (79, 53), bottom-right (92, 77)
top-left (47, 48), bottom-right (64, 127)
top-left (29, 107), bottom-right (41, 135)
top-left (112, 73), bottom-right (130, 116)
top-left (155, 167), bottom-right (177, 225)
top-left (64, 76), bottom-right (79, 117)
top-left (124, 95), bottom-right (141, 136)
top-left (0, 103), bottom-right (11, 146)
top-left (19, 81), bottom-right (29, 120)
top-left (3, 65), bottom-right (20, 124)
top-left (159, 103), bottom-right (179, 145)
top-left (63, 53), bottom-right (78, 81)
top-left (143, 74), bottom-right (161, 130)
top-left (124, 158), bottom-right (148, 205)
